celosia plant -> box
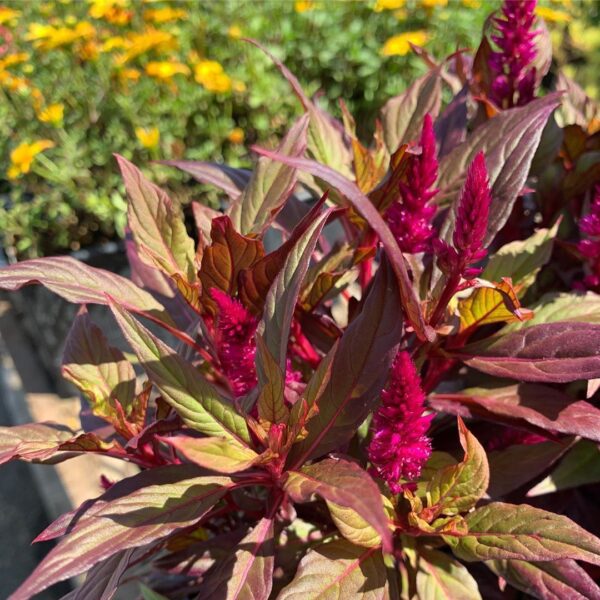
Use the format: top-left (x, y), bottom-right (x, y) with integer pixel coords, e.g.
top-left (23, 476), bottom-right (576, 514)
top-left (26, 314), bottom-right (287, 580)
top-left (1, 1), bottom-right (600, 598)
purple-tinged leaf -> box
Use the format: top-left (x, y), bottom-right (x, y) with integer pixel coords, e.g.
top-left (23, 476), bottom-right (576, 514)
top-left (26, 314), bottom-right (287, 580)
top-left (116, 155), bottom-right (197, 283)
top-left (108, 301), bottom-right (252, 446)
top-left (255, 335), bottom-right (288, 426)
top-left (230, 115), bottom-right (309, 235)
top-left (487, 441), bottom-right (571, 498)
top-left (426, 418), bottom-right (489, 516)
top-left (250, 148), bottom-right (433, 341)
top-left (277, 539), bottom-right (388, 600)
top-left (62, 547), bottom-right (141, 600)
top-left (416, 546), bottom-right (482, 600)
top-left (429, 384), bottom-right (600, 443)
top-left (284, 457), bottom-right (392, 552)
top-left (62, 307), bottom-right (136, 420)
top-left (381, 67), bottom-right (443, 153)
top-left (0, 256), bottom-right (172, 325)
top-left (458, 322), bottom-right (600, 383)
top-left (527, 440), bottom-right (600, 497)
top-left (160, 435), bottom-right (260, 474)
top-left (288, 262), bottom-right (403, 465)
top-left (557, 71), bottom-right (599, 128)
top-left (191, 201), bottom-right (221, 240)
top-left (245, 39), bottom-right (353, 179)
top-left (259, 208), bottom-right (332, 373)
top-left (487, 559), bottom-right (600, 600)
top-left (438, 94), bottom-right (561, 246)
top-left (445, 502), bottom-right (600, 565)
top-left (435, 86), bottom-right (469, 159)
top-left (10, 473), bottom-right (234, 600)
top-left (199, 517), bottom-right (275, 600)
top-left (0, 423), bottom-right (115, 465)
top-left (161, 160), bottom-right (251, 200)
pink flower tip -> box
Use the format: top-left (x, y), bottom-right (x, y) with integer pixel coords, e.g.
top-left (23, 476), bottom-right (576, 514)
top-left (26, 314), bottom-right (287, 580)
top-left (367, 351), bottom-right (433, 494)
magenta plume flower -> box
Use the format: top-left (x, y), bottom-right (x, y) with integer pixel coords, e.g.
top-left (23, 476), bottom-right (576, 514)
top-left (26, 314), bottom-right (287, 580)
top-left (211, 288), bottom-right (258, 397)
top-left (386, 114), bottom-right (439, 253)
top-left (435, 151), bottom-right (491, 280)
top-left (578, 185), bottom-right (600, 290)
top-left (368, 351), bottom-right (433, 494)
top-left (489, 0), bottom-right (539, 109)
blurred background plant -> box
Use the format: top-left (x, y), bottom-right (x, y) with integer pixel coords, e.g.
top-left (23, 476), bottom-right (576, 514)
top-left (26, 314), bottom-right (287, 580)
top-left (0, 0), bottom-right (593, 259)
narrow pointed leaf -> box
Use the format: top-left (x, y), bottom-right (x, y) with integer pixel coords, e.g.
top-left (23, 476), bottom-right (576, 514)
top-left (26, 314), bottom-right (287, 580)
top-left (277, 539), bottom-right (389, 600)
top-left (200, 517), bottom-right (275, 600)
top-left (230, 115), bottom-right (308, 234)
top-left (255, 335), bottom-right (288, 426)
top-left (11, 473), bottom-right (234, 600)
top-left (426, 418), bottom-right (489, 516)
top-left (381, 67), bottom-right (443, 152)
top-left (62, 307), bottom-right (136, 418)
top-left (116, 155), bottom-right (197, 282)
top-left (487, 559), bottom-right (600, 600)
top-left (251, 148), bottom-right (433, 341)
top-left (284, 457), bottom-right (392, 551)
top-left (416, 547), bottom-right (482, 600)
top-left (288, 262), bottom-right (403, 465)
top-left (429, 384), bottom-right (600, 443)
top-left (159, 435), bottom-right (260, 474)
top-left (445, 502), bottom-right (600, 565)
top-left (459, 322), bottom-right (600, 383)
top-left (259, 208), bottom-right (331, 372)
top-left (109, 301), bottom-right (251, 446)
top-left (0, 256), bottom-right (171, 325)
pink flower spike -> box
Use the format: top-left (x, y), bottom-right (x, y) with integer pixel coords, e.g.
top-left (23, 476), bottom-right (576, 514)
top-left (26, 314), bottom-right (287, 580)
top-left (578, 185), bottom-right (600, 291)
top-left (211, 288), bottom-right (258, 397)
top-left (488, 0), bottom-right (539, 108)
top-left (452, 151), bottom-right (491, 278)
top-left (368, 351), bottom-right (433, 494)
top-left (386, 114), bottom-right (439, 253)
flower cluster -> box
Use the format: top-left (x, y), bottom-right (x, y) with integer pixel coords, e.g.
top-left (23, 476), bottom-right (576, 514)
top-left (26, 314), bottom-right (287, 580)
top-left (488, 0), bottom-right (539, 108)
top-left (386, 114), bottom-right (438, 253)
top-left (368, 351), bottom-right (433, 493)
top-left (578, 185), bottom-right (600, 290)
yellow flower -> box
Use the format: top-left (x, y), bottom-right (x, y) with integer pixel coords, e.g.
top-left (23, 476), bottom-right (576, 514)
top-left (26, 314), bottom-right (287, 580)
top-left (143, 7), bottom-right (186, 23)
top-left (194, 60), bottom-right (232, 93)
top-left (135, 127), bottom-right (160, 149)
top-left (373, 0), bottom-right (405, 12)
top-left (228, 25), bottom-right (242, 39)
top-left (0, 71), bottom-right (29, 92)
top-left (145, 61), bottom-right (190, 80)
top-left (79, 40), bottom-right (100, 61)
top-left (26, 21), bottom-right (96, 50)
top-left (37, 103), bottom-right (64, 125)
top-left (227, 127), bottom-right (244, 144)
top-left (8, 140), bottom-right (55, 179)
top-left (420, 0), bottom-right (447, 6)
top-left (0, 6), bottom-right (20, 24)
top-left (381, 30), bottom-right (429, 56)
top-left (0, 53), bottom-right (30, 71)
top-left (113, 27), bottom-right (175, 65)
top-left (31, 88), bottom-right (44, 110)
top-left (89, 0), bottom-right (131, 25)
top-left (232, 79), bottom-right (246, 93)
top-left (535, 6), bottom-right (572, 24)
top-left (101, 36), bottom-right (126, 52)
top-left (461, 0), bottom-right (481, 7)
top-left (119, 67), bottom-right (140, 82)
top-left (294, 0), bottom-right (315, 13)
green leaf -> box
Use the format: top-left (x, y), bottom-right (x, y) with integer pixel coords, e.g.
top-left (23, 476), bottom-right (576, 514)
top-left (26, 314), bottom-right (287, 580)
top-left (116, 155), bottom-right (197, 283)
top-left (445, 502), bottom-right (600, 565)
top-left (0, 256), bottom-right (172, 326)
top-left (109, 301), bottom-right (251, 446)
top-left (200, 517), bottom-right (275, 600)
top-left (288, 261), bottom-right (403, 465)
top-left (426, 418), bottom-right (489, 517)
top-left (284, 457), bottom-right (392, 551)
top-left (527, 440), bottom-right (600, 497)
top-left (259, 208), bottom-right (331, 372)
top-left (159, 435), bottom-right (260, 474)
top-left (481, 222), bottom-right (559, 293)
top-left (62, 307), bottom-right (136, 420)
top-left (415, 547), bottom-right (482, 600)
top-left (12, 471), bottom-right (234, 600)
top-left (276, 539), bottom-right (389, 600)
top-left (501, 291), bottom-right (600, 334)
top-left (381, 67), bottom-right (443, 153)
top-left (230, 115), bottom-right (308, 235)
top-left (487, 559), bottom-right (600, 600)
top-left (255, 335), bottom-right (288, 426)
